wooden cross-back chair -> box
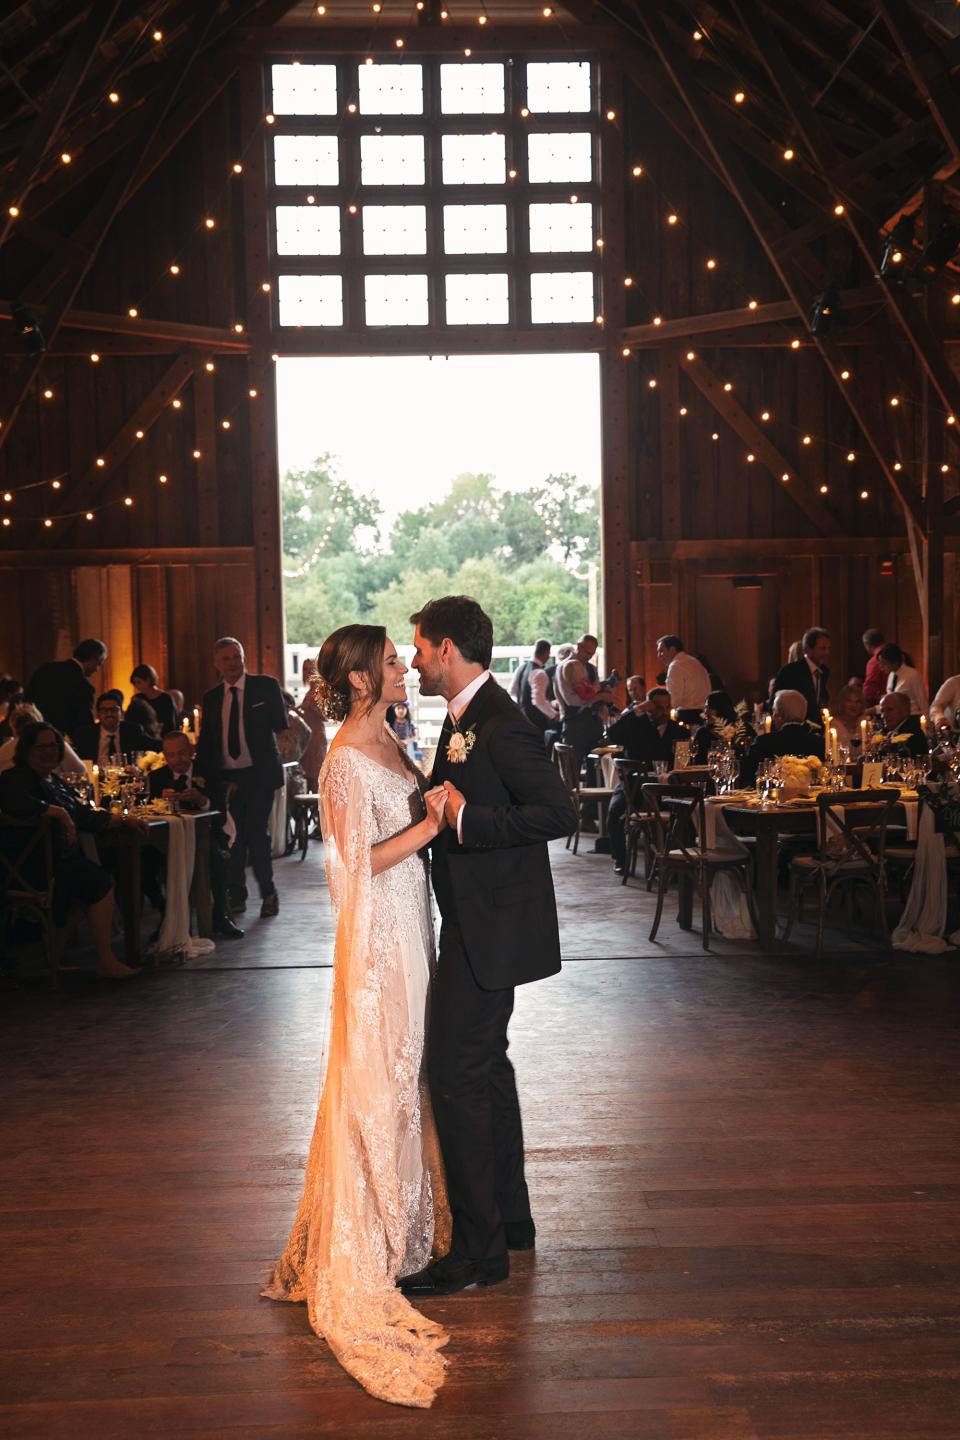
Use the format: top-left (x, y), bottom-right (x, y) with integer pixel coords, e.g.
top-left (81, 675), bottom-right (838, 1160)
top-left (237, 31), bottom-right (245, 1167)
top-left (0, 816), bottom-right (58, 985)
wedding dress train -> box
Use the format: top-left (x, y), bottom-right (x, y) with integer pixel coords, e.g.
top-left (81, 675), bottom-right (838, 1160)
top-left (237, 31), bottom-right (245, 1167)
top-left (263, 743), bottom-right (450, 1408)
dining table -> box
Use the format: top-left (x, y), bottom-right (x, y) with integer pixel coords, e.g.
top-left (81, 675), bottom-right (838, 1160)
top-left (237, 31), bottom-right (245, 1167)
top-left (665, 790), bottom-right (916, 948)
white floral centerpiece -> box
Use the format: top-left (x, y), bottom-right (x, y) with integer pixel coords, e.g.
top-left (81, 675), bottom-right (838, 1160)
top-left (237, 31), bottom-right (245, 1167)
top-left (136, 751), bottom-right (167, 774)
top-left (778, 753), bottom-right (822, 797)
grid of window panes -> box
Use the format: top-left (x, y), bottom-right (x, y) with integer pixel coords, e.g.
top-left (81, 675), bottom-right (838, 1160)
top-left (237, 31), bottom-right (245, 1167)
top-left (267, 58), bottom-right (600, 330)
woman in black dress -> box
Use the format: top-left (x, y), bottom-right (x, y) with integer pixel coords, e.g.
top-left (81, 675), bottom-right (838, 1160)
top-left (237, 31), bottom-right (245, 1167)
top-left (0, 721), bottom-right (144, 978)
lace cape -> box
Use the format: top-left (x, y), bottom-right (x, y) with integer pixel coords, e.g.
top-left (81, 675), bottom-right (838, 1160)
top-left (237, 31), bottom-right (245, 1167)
top-left (263, 739), bottom-right (450, 1407)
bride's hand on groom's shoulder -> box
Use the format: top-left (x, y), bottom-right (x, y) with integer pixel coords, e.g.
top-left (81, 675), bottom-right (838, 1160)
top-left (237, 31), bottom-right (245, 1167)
top-left (422, 785), bottom-right (449, 838)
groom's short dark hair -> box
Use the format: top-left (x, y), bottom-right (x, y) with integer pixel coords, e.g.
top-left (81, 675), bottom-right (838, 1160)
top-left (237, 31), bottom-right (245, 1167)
top-left (410, 595), bottom-right (494, 668)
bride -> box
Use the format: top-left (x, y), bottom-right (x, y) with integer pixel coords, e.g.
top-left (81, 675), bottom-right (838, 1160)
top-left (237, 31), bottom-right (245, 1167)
top-left (262, 624), bottom-right (452, 1408)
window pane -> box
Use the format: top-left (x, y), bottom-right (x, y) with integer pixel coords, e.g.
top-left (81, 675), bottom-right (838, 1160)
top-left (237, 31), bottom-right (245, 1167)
top-left (358, 63), bottom-right (423, 115)
top-left (360, 134), bottom-right (425, 185)
top-left (443, 203), bottom-right (507, 254)
top-left (529, 201), bottom-right (593, 252)
top-left (278, 275), bottom-right (343, 326)
top-left (275, 205), bottom-right (340, 255)
top-left (273, 135), bottom-right (339, 187)
top-left (445, 273), bottom-right (509, 325)
top-left (362, 204), bottom-right (427, 255)
top-left (440, 63), bottom-right (505, 114)
top-left (526, 61), bottom-right (591, 113)
top-left (271, 63), bottom-right (338, 115)
top-left (365, 274), bottom-right (429, 326)
top-left (441, 133), bottom-right (506, 185)
top-left (527, 132), bottom-right (592, 183)
top-left (530, 271), bottom-right (595, 323)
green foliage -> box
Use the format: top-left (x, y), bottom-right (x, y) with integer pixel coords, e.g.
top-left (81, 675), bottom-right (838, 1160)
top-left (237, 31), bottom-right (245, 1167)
top-left (282, 464), bottom-right (599, 645)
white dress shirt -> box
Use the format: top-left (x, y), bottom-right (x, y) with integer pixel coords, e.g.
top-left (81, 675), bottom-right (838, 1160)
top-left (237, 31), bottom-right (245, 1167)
top-left (98, 724), bottom-right (123, 764)
top-left (447, 670), bottom-right (490, 842)
top-left (931, 674), bottom-right (960, 729)
top-left (887, 663), bottom-right (928, 717)
top-left (529, 665), bottom-right (557, 718)
top-left (221, 673), bottom-right (253, 769)
top-left (665, 650), bottom-right (711, 711)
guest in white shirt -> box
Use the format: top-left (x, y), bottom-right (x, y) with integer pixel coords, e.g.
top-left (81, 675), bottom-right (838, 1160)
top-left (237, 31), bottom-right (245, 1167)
top-left (876, 643), bottom-right (928, 716)
top-left (930, 675), bottom-right (960, 731)
top-left (656, 635), bottom-right (711, 719)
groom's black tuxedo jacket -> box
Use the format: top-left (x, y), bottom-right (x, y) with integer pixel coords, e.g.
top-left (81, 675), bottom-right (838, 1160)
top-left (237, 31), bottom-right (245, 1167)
top-left (430, 676), bottom-right (576, 990)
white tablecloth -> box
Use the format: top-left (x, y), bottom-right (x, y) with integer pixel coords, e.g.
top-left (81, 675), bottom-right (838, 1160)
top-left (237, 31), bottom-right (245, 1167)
top-left (147, 814), bottom-right (215, 964)
top-left (269, 785), bottom-right (287, 859)
top-left (893, 803), bottom-right (960, 953)
top-left (697, 796), bottom-right (756, 940)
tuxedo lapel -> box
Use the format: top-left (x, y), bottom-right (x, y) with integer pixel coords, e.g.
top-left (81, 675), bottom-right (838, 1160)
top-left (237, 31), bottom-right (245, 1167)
top-left (433, 712), bottom-right (454, 784)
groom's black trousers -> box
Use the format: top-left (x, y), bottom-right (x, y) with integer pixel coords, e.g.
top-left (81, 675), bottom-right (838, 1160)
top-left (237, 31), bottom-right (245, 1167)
top-left (429, 922), bottom-right (532, 1263)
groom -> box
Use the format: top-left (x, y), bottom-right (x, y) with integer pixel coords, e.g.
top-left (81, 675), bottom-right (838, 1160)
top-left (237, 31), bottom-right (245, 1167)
top-left (401, 596), bottom-right (576, 1296)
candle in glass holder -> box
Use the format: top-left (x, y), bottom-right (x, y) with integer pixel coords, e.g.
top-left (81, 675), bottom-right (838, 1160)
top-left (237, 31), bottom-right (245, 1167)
top-left (91, 763), bottom-right (100, 807)
top-left (830, 726), bottom-right (839, 766)
top-left (764, 713), bottom-right (773, 733)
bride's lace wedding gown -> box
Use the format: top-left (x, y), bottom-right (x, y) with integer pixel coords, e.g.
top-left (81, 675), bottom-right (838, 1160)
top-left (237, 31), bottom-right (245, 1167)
top-left (262, 740), bottom-right (450, 1408)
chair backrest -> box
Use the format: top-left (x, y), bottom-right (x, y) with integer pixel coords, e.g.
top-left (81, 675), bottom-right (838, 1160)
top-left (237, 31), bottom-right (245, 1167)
top-left (0, 816), bottom-right (56, 899)
top-left (815, 789), bottom-right (899, 868)
top-left (639, 782), bottom-right (704, 858)
top-left (614, 758), bottom-right (648, 811)
top-left (553, 742), bottom-right (579, 797)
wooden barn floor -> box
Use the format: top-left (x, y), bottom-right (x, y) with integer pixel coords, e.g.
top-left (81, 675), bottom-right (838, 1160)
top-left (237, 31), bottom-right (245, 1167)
top-left (2, 840), bottom-right (960, 1439)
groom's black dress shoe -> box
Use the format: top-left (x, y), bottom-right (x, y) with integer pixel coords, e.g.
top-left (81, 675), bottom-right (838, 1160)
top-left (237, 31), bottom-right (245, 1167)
top-left (398, 1254), bottom-right (509, 1295)
top-left (505, 1219), bottom-right (536, 1250)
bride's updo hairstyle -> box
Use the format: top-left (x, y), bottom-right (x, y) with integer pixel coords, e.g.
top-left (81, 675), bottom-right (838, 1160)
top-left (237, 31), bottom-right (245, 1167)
top-left (315, 624), bottom-right (387, 721)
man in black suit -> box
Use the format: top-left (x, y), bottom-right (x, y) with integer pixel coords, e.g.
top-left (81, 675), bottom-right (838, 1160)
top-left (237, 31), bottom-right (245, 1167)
top-left (603, 685), bottom-right (690, 874)
top-left (25, 638), bottom-right (107, 740)
top-left (73, 692), bottom-right (152, 763)
top-left (875, 691), bottom-right (929, 760)
top-left (771, 627), bottom-right (831, 724)
top-left (196, 636), bottom-right (287, 920)
top-left (739, 689), bottom-right (826, 788)
top-left (147, 731), bottom-right (242, 939)
top-left (400, 596), bottom-right (576, 1297)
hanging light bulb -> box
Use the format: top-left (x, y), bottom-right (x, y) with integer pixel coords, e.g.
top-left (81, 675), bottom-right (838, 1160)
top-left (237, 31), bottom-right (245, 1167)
top-left (108, 91), bottom-right (120, 104)
top-left (170, 263), bottom-right (180, 276)
top-left (124, 496), bottom-right (134, 506)
top-left (819, 484), bottom-right (829, 494)
top-left (783, 147), bottom-right (794, 161)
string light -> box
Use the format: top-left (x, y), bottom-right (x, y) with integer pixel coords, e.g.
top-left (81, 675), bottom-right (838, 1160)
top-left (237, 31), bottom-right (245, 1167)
top-left (317, 4), bottom-right (327, 13)
top-left (221, 418), bottom-right (232, 429)
top-left (711, 432), bottom-right (719, 441)
top-left (840, 369), bottom-right (851, 380)
top-left (124, 496), bottom-right (133, 506)
top-left (543, 5), bottom-right (553, 13)
top-left (204, 217), bottom-right (216, 230)
top-left (723, 381), bottom-right (733, 392)
top-left (760, 410), bottom-right (771, 421)
top-left (606, 109), bottom-right (616, 121)
top-left (746, 452), bottom-right (755, 462)
top-left (781, 472), bottom-right (790, 482)
top-left (2, 518), bottom-right (10, 527)
top-left (90, 352), bottom-right (100, 363)
top-left (135, 429), bottom-right (144, 439)
top-left (158, 475), bottom-right (168, 485)
top-left (85, 512), bottom-right (94, 521)
top-left (171, 398), bottom-right (182, 410)
top-left (193, 449), bottom-right (201, 459)
top-left (952, 293), bottom-right (960, 306)
top-left (44, 518), bottom-right (52, 527)
top-left (889, 396), bottom-right (900, 407)
top-left (893, 461), bottom-right (903, 471)
top-left (833, 203), bottom-right (845, 216)
top-left (233, 322), bottom-right (244, 333)
top-left (108, 91), bottom-right (120, 104)
top-left (679, 406), bottom-right (688, 415)
top-left (43, 389), bottom-right (53, 400)
top-left (860, 490), bottom-right (869, 500)
top-left (706, 258), bottom-right (717, 270)
top-left (261, 280), bottom-right (272, 291)
top-left (51, 480), bottom-right (61, 489)
top-left (733, 91), bottom-right (745, 104)
top-left (7, 206), bottom-right (18, 217)
top-left (667, 213), bottom-right (678, 225)
top-left (652, 314), bottom-right (662, 325)
top-left (686, 351), bottom-right (696, 360)
top-left (747, 299), bottom-right (758, 310)
top-left (95, 457), bottom-right (105, 468)
top-left (60, 152), bottom-right (72, 165)
top-left (249, 388), bottom-right (258, 398)
top-left (846, 451), bottom-right (856, 462)
top-left (170, 263), bottom-right (180, 275)
top-left (624, 277), bottom-right (634, 288)
top-left (152, 30), bottom-right (163, 43)
top-left (128, 306), bottom-right (138, 318)
top-left (783, 147), bottom-right (794, 161)
top-left (819, 484), bottom-right (828, 494)
top-left (791, 338), bottom-right (801, 349)
top-left (395, 38), bottom-right (405, 47)
top-left (632, 165), bottom-right (643, 177)
top-left (802, 434), bottom-right (812, 445)
top-left (693, 29), bottom-right (703, 40)
top-left (204, 360), bottom-right (215, 372)
top-left (648, 378), bottom-right (657, 389)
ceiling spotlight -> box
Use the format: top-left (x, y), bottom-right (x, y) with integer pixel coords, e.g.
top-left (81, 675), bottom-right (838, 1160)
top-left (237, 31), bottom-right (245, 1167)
top-left (916, 218), bottom-right (960, 284)
top-left (880, 211), bottom-right (915, 279)
top-left (11, 302), bottom-right (45, 355)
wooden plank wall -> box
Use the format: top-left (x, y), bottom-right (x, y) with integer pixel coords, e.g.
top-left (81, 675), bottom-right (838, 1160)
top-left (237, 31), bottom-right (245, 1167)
top-left (0, 550), bottom-right (257, 712)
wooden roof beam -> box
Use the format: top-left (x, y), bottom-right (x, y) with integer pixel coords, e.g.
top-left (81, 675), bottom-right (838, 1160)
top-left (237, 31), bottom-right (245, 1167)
top-left (622, 285), bottom-right (881, 346)
top-left (0, 0), bottom-right (122, 248)
top-left (680, 352), bottom-right (841, 537)
top-left (732, 0), bottom-right (960, 445)
top-left (640, 4), bottom-right (925, 535)
top-left (0, 0), bottom-right (221, 454)
top-left (876, 0), bottom-right (960, 163)
top-left (0, 300), bottom-right (250, 352)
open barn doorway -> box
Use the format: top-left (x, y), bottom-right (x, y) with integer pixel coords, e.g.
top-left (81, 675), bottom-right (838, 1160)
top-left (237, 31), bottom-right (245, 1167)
top-left (275, 352), bottom-right (601, 745)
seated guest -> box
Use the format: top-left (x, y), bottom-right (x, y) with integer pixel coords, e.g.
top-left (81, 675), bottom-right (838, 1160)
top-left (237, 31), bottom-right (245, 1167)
top-left (25, 638), bottom-right (107, 740)
top-left (739, 689), bottom-right (825, 788)
top-left (147, 731), bottom-right (241, 940)
top-left (0, 721), bottom-right (143, 978)
top-left (0, 676), bottom-right (23, 742)
top-left (73, 693), bottom-right (152, 763)
top-left (130, 664), bottom-right (179, 735)
top-left (833, 683), bottom-right (866, 749)
top-left (656, 634), bottom-right (711, 724)
top-left (772, 628), bottom-right (830, 723)
top-left (876, 642), bottom-right (928, 716)
top-left (874, 691), bottom-right (928, 759)
top-left (168, 688), bottom-right (185, 719)
top-left (861, 628), bottom-right (886, 707)
top-left (931, 673), bottom-right (960, 733)
top-left (690, 690), bottom-right (742, 764)
top-left (625, 675), bottom-right (646, 707)
top-left (604, 686), bottom-right (690, 875)
top-left (0, 704), bottom-right (86, 775)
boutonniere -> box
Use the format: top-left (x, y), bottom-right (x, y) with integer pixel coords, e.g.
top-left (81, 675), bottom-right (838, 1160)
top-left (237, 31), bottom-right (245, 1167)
top-left (446, 724), bottom-right (477, 764)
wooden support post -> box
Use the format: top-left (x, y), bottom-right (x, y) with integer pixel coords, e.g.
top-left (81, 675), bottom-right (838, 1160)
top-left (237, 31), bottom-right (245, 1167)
top-left (192, 369), bottom-right (220, 547)
top-left (0, 0), bottom-right (123, 249)
top-left (599, 58), bottom-right (630, 679)
top-left (0, 0), bottom-right (221, 454)
top-left (680, 354), bottom-right (841, 536)
top-left (240, 60), bottom-right (285, 679)
top-left (52, 355), bottom-right (195, 521)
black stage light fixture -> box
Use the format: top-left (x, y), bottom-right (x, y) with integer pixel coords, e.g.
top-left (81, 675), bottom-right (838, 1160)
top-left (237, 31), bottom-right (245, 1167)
top-left (915, 218), bottom-right (960, 284)
top-left (11, 300), bottom-right (46, 354)
top-left (879, 212), bottom-right (915, 279)
top-left (810, 282), bottom-right (840, 339)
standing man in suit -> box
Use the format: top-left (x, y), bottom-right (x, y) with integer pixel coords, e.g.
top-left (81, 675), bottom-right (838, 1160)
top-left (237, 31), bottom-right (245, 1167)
top-left (25, 638), bottom-right (107, 740)
top-left (196, 637), bottom-right (287, 920)
top-left (400, 596), bottom-right (576, 1297)
top-left (772, 627), bottom-right (831, 723)
top-left (72, 692), bottom-right (152, 762)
